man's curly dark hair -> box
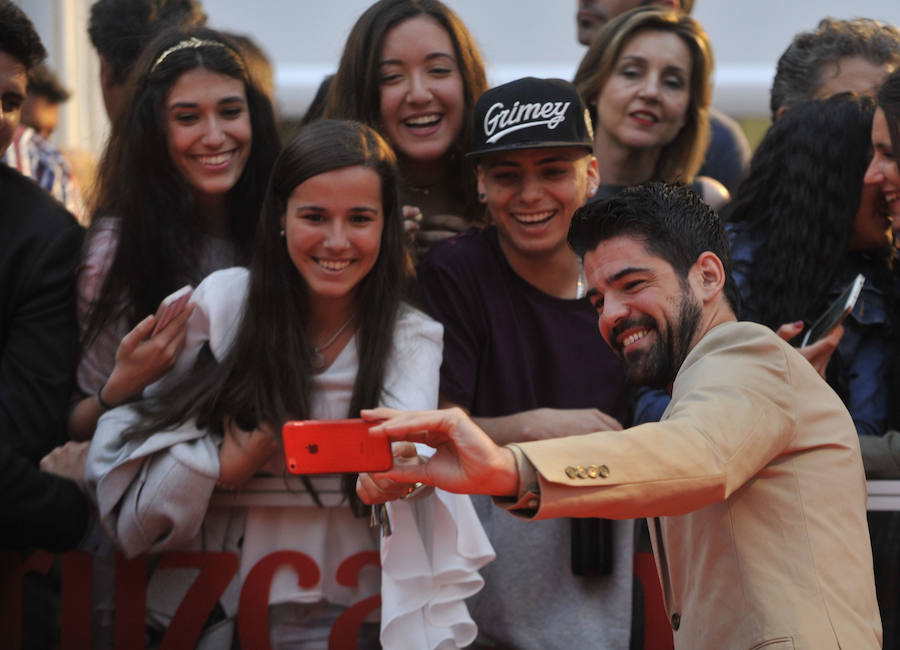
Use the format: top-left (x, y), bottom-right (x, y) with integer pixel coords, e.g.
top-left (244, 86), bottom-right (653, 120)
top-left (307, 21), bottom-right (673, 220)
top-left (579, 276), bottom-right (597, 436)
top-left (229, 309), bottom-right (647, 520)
top-left (568, 182), bottom-right (740, 314)
top-left (0, 0), bottom-right (46, 70)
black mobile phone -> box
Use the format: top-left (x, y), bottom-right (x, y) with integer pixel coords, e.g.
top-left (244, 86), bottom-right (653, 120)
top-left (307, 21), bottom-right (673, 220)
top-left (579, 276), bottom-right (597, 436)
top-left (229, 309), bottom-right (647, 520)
top-left (800, 274), bottom-right (865, 347)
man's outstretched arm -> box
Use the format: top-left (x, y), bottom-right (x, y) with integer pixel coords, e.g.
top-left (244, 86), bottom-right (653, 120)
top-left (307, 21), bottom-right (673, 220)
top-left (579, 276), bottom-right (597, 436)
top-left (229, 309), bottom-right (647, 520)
top-left (363, 407), bottom-right (519, 497)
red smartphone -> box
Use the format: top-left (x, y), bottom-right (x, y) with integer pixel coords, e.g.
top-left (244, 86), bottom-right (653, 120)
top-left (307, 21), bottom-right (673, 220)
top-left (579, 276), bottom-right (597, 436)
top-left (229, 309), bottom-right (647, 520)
top-left (151, 285), bottom-right (194, 336)
top-left (282, 419), bottom-right (391, 474)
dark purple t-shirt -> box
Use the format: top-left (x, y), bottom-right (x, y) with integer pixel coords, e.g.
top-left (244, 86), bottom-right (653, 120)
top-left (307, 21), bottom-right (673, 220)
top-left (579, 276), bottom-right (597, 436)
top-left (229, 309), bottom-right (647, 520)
top-left (417, 226), bottom-right (628, 421)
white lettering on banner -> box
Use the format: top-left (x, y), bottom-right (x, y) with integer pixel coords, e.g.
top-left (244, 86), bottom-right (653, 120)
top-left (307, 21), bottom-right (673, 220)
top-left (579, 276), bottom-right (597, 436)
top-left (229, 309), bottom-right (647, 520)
top-left (483, 100), bottom-right (571, 143)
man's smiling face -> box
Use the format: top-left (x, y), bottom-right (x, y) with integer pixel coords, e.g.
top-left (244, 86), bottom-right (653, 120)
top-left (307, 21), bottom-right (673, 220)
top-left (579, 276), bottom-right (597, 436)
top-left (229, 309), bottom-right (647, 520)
top-left (584, 234), bottom-right (701, 388)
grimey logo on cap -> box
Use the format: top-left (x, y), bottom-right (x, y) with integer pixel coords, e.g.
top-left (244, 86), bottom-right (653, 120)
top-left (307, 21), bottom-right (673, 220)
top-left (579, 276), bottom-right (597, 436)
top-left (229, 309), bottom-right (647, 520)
top-left (484, 100), bottom-right (571, 143)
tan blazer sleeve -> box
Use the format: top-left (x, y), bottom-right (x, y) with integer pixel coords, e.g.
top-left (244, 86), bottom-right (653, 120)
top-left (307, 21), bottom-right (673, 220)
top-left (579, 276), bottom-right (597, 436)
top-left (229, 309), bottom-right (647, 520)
top-left (514, 323), bottom-right (801, 520)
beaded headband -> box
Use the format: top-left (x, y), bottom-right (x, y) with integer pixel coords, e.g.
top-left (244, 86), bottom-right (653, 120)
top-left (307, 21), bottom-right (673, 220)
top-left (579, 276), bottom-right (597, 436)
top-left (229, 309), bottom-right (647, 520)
top-left (150, 36), bottom-right (239, 73)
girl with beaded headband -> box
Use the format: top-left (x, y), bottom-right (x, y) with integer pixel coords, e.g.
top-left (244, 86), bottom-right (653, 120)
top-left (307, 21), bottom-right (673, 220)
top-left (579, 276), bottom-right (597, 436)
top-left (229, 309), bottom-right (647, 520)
top-left (324, 0), bottom-right (488, 261)
top-left (86, 119), bottom-right (492, 647)
top-left (68, 26), bottom-right (280, 440)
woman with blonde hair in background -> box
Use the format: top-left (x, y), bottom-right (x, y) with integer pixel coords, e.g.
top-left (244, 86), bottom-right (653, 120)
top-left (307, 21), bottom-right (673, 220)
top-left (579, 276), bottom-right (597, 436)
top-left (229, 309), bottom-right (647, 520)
top-left (573, 6), bottom-right (729, 209)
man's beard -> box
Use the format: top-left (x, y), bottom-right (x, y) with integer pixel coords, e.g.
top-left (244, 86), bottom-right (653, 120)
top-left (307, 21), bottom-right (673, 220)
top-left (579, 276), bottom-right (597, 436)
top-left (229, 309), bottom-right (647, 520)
top-left (614, 289), bottom-right (702, 389)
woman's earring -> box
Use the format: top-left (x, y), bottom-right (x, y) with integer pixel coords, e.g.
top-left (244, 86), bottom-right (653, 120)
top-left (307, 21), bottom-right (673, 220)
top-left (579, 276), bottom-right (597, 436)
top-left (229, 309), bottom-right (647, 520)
top-left (478, 192), bottom-right (486, 202)
top-left (279, 228), bottom-right (285, 237)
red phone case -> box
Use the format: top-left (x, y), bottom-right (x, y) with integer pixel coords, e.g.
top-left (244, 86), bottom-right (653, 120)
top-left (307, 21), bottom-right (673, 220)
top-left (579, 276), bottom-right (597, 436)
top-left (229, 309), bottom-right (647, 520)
top-left (282, 419), bottom-right (391, 474)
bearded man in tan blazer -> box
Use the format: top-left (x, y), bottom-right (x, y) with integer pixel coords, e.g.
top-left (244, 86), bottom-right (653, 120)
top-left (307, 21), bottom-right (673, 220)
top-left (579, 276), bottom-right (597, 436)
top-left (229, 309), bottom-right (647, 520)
top-left (360, 183), bottom-right (882, 649)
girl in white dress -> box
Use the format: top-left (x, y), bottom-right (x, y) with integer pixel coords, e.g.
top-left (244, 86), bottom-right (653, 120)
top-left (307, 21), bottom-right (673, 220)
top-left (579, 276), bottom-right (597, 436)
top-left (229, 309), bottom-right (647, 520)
top-left (86, 119), bottom-right (492, 649)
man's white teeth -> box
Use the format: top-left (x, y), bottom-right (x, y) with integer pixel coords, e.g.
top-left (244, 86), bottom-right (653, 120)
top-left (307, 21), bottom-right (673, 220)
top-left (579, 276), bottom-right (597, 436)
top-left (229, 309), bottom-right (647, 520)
top-left (195, 151), bottom-right (232, 166)
top-left (317, 259), bottom-right (351, 271)
top-left (514, 210), bottom-right (554, 223)
top-left (622, 330), bottom-right (648, 347)
top-left (405, 115), bottom-right (441, 127)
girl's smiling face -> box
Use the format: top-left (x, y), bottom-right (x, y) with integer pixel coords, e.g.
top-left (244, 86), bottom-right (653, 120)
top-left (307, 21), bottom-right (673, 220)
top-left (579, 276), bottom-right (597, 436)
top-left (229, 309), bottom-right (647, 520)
top-left (283, 165), bottom-right (384, 309)
top-left (864, 107), bottom-right (900, 221)
top-left (166, 67), bottom-right (251, 202)
top-left (377, 15), bottom-right (464, 163)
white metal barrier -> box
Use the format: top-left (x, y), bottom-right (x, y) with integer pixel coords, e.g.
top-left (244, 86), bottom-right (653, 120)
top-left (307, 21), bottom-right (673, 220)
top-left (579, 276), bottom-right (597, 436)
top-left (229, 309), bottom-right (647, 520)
top-left (867, 481), bottom-right (900, 511)
top-left (211, 479), bottom-right (900, 509)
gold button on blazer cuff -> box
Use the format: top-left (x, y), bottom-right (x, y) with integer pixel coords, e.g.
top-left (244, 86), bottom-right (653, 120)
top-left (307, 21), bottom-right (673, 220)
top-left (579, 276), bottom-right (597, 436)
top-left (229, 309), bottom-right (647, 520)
top-left (565, 464), bottom-right (610, 480)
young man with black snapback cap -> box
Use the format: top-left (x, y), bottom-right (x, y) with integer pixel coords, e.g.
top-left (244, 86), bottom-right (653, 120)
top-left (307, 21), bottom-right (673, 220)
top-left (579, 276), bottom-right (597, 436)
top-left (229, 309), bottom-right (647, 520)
top-left (416, 77), bottom-right (634, 649)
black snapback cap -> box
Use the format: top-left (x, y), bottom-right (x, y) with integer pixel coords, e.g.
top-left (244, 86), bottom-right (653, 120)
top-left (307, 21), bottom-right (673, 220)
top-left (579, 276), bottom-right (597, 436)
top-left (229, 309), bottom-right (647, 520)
top-left (467, 77), bottom-right (594, 159)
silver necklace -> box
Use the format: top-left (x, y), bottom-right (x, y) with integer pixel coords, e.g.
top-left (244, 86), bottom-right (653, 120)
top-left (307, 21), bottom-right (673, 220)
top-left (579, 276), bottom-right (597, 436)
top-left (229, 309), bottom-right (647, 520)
top-left (311, 316), bottom-right (354, 371)
top-left (576, 259), bottom-right (586, 299)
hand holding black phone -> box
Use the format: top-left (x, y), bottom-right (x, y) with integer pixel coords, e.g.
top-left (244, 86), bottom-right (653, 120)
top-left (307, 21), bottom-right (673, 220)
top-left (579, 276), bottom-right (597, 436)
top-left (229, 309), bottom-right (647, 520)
top-left (800, 274), bottom-right (864, 347)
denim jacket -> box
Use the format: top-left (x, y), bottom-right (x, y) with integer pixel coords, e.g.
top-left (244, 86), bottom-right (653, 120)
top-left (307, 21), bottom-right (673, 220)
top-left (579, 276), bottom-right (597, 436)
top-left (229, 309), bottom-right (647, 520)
top-left (828, 258), bottom-right (894, 436)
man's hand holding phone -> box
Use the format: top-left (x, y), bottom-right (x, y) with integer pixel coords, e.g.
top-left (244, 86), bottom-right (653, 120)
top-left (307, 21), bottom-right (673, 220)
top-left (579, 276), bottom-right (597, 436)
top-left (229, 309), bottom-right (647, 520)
top-left (360, 407), bottom-right (520, 498)
top-left (356, 441), bottom-right (426, 504)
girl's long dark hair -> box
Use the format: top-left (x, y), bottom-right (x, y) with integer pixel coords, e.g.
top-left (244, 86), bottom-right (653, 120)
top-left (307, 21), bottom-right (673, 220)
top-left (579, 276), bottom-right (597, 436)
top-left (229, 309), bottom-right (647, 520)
top-left (726, 93), bottom-right (882, 330)
top-left (83, 26), bottom-right (280, 347)
top-left (130, 119), bottom-right (406, 512)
